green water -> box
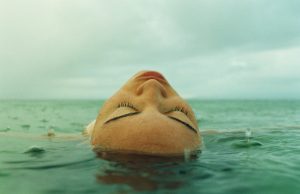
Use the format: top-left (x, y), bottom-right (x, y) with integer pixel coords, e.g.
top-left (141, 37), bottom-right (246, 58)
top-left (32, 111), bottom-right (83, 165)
top-left (1, 100), bottom-right (300, 194)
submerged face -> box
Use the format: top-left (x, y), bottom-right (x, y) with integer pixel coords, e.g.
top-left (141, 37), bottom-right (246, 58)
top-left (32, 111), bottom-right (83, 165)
top-left (91, 71), bottom-right (201, 155)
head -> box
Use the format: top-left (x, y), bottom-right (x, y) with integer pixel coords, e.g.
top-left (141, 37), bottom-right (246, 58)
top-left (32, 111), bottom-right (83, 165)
top-left (91, 70), bottom-right (201, 156)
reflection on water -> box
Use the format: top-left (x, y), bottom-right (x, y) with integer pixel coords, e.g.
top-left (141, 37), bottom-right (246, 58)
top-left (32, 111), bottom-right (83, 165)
top-left (96, 152), bottom-right (199, 191)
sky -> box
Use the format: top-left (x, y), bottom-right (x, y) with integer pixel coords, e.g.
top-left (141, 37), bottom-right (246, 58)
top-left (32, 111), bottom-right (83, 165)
top-left (1, 0), bottom-right (300, 99)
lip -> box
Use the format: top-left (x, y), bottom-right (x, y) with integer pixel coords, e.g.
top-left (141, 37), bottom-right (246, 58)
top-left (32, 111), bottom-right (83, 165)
top-left (137, 71), bottom-right (167, 83)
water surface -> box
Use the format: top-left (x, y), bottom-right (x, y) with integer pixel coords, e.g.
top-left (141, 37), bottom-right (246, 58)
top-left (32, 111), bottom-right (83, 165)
top-left (1, 100), bottom-right (300, 194)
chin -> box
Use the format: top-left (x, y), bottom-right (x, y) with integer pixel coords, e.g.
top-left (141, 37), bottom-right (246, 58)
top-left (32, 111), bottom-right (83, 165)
top-left (93, 143), bottom-right (201, 157)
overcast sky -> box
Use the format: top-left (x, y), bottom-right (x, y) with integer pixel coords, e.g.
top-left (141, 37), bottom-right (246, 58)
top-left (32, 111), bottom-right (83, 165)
top-left (1, 0), bottom-right (300, 99)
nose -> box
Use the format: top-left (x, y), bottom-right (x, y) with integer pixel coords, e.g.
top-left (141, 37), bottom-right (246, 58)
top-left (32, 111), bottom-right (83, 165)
top-left (136, 79), bottom-right (167, 104)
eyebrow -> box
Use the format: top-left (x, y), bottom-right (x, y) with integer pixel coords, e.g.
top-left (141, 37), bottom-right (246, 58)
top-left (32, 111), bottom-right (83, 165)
top-left (104, 112), bottom-right (198, 134)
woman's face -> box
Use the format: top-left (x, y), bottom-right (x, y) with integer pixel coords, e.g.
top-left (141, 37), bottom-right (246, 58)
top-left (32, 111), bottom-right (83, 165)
top-left (92, 71), bottom-right (201, 155)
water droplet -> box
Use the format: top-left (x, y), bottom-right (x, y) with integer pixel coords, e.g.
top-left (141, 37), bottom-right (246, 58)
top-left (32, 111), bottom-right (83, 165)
top-left (245, 128), bottom-right (252, 138)
top-left (184, 149), bottom-right (191, 161)
top-left (47, 128), bottom-right (55, 137)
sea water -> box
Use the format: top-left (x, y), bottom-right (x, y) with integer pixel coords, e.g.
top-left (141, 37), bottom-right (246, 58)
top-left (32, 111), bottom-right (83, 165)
top-left (0, 100), bottom-right (300, 194)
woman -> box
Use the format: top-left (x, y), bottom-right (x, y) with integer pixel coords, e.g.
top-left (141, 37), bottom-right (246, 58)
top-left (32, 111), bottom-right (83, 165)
top-left (86, 71), bottom-right (202, 156)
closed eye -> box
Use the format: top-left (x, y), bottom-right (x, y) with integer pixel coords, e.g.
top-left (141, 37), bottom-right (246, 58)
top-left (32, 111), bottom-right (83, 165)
top-left (168, 116), bottom-right (198, 134)
top-left (104, 112), bottom-right (140, 124)
top-left (165, 106), bottom-right (189, 116)
top-left (103, 112), bottom-right (197, 134)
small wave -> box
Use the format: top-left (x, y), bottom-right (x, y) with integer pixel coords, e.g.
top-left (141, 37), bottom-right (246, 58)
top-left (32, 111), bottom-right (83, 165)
top-left (232, 140), bottom-right (263, 148)
top-left (24, 146), bottom-right (46, 154)
top-left (4, 157), bottom-right (95, 170)
top-left (0, 127), bottom-right (10, 132)
top-left (21, 124), bottom-right (30, 129)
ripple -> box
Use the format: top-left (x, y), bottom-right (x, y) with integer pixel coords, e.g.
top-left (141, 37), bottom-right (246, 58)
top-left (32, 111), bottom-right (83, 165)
top-left (9, 116), bottom-right (19, 120)
top-left (21, 157), bottom-right (95, 170)
top-left (3, 157), bottom-right (95, 171)
top-left (21, 124), bottom-right (30, 129)
top-left (0, 172), bottom-right (10, 177)
top-left (0, 127), bottom-right (10, 132)
top-left (24, 146), bottom-right (46, 154)
top-left (232, 140), bottom-right (263, 148)
top-left (40, 119), bottom-right (48, 123)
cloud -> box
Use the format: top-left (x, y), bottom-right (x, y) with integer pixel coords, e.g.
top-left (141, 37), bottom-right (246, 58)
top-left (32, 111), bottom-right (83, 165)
top-left (0, 0), bottom-right (300, 99)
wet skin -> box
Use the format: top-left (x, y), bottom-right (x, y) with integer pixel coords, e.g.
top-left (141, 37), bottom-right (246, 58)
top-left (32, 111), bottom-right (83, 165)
top-left (90, 71), bottom-right (202, 156)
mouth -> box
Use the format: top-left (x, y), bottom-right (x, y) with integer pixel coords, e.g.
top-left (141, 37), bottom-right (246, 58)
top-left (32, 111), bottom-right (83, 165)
top-left (137, 71), bottom-right (167, 83)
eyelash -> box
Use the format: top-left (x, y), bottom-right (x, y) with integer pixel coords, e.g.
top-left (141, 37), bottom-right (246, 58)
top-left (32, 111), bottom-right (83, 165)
top-left (171, 106), bottom-right (189, 116)
top-left (117, 102), bottom-right (188, 116)
top-left (117, 102), bottom-right (139, 111)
